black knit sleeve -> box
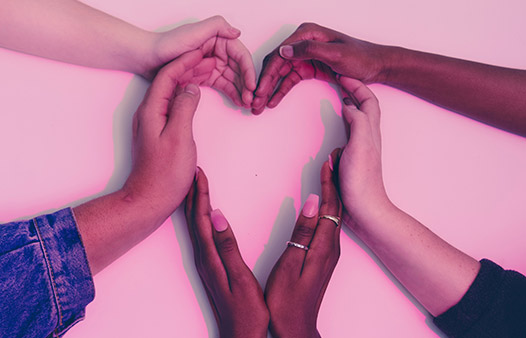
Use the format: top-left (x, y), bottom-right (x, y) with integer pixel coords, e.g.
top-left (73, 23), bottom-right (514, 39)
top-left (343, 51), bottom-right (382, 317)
top-left (433, 259), bottom-right (526, 338)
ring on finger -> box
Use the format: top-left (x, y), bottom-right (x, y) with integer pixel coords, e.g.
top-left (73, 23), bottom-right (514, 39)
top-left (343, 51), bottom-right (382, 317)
top-left (318, 215), bottom-right (341, 227)
top-left (286, 241), bottom-right (309, 251)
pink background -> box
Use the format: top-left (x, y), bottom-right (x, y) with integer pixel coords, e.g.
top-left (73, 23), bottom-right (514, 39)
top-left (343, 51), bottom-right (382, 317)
top-left (1, 0), bottom-right (526, 337)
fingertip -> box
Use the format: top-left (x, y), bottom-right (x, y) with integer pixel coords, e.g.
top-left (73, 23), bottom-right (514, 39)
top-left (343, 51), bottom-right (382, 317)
top-left (251, 107), bottom-right (263, 115)
top-left (302, 194), bottom-right (320, 218)
top-left (242, 90), bottom-right (253, 106)
top-left (230, 26), bottom-right (241, 37)
top-left (279, 45), bottom-right (294, 58)
top-left (211, 209), bottom-right (229, 232)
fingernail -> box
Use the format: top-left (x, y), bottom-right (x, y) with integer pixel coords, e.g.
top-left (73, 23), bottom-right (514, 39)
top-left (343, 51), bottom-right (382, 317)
top-left (302, 194), bottom-right (319, 218)
top-left (343, 97), bottom-right (354, 106)
top-left (185, 83), bottom-right (199, 95)
top-left (328, 154), bottom-right (334, 171)
top-left (230, 27), bottom-right (241, 35)
top-left (211, 209), bottom-right (228, 232)
top-left (279, 45), bottom-right (293, 58)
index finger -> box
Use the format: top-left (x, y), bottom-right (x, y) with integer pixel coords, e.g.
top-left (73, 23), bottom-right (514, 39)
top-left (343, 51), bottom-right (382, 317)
top-left (143, 49), bottom-right (204, 108)
top-left (252, 50), bottom-right (287, 114)
top-left (303, 160), bottom-right (342, 273)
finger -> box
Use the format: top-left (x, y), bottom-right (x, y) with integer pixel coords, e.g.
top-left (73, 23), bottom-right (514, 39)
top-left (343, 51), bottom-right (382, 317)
top-left (211, 74), bottom-right (245, 107)
top-left (340, 77), bottom-right (380, 120)
top-left (328, 147), bottom-right (342, 185)
top-left (252, 51), bottom-right (287, 114)
top-left (254, 62), bottom-right (293, 111)
top-left (266, 69), bottom-right (302, 108)
top-left (184, 171), bottom-right (200, 258)
top-left (267, 61), bottom-right (316, 108)
top-left (210, 209), bottom-right (253, 289)
top-left (163, 83), bottom-right (200, 139)
top-left (279, 40), bottom-right (341, 68)
top-left (182, 16), bottom-right (241, 47)
top-left (303, 161), bottom-right (342, 276)
top-left (137, 50), bottom-right (203, 135)
top-left (278, 194), bottom-right (320, 277)
top-left (226, 39), bottom-right (257, 104)
top-left (191, 169), bottom-right (229, 292)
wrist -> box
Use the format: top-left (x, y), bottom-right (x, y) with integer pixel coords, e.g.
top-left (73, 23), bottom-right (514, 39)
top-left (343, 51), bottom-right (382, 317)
top-left (133, 31), bottom-right (162, 79)
top-left (118, 185), bottom-right (173, 226)
top-left (344, 195), bottom-right (397, 233)
top-left (269, 321), bottom-right (320, 338)
top-left (376, 45), bottom-right (404, 84)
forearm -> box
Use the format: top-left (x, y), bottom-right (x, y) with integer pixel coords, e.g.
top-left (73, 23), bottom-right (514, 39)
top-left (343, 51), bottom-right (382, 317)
top-left (73, 189), bottom-right (171, 275)
top-left (0, 0), bottom-right (157, 75)
top-left (381, 46), bottom-right (526, 136)
top-left (349, 200), bottom-right (480, 317)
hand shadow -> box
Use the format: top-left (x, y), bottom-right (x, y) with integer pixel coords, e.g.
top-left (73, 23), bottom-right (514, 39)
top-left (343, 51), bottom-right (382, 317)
top-left (253, 97), bottom-right (347, 285)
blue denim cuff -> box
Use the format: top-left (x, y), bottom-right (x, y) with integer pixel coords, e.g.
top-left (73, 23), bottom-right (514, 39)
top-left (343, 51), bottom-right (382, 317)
top-left (0, 208), bottom-right (95, 338)
top-left (34, 208), bottom-right (95, 336)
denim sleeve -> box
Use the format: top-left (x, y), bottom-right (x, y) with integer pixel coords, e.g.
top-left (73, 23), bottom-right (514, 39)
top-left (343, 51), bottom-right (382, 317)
top-left (0, 208), bottom-right (95, 338)
top-left (433, 259), bottom-right (526, 338)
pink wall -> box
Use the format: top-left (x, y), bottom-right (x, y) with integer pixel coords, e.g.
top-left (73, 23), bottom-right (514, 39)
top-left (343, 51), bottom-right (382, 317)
top-left (1, 0), bottom-right (525, 337)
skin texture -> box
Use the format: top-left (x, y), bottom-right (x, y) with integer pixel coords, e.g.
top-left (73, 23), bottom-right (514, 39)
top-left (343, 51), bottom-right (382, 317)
top-left (183, 161), bottom-right (341, 337)
top-left (0, 1), bottom-right (255, 106)
top-left (185, 168), bottom-right (269, 338)
top-left (251, 22), bottom-right (388, 115)
top-left (74, 50), bottom-right (210, 275)
top-left (253, 22), bottom-right (526, 137)
top-left (265, 161), bottom-right (342, 338)
top-left (337, 77), bottom-right (480, 317)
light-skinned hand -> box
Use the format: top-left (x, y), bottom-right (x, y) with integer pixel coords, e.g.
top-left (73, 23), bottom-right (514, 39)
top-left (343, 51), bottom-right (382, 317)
top-left (337, 77), bottom-right (390, 228)
top-left (144, 16), bottom-right (256, 108)
top-left (122, 50), bottom-right (210, 225)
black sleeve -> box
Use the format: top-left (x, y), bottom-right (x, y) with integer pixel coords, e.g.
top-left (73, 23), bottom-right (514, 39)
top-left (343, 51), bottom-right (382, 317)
top-left (433, 259), bottom-right (526, 338)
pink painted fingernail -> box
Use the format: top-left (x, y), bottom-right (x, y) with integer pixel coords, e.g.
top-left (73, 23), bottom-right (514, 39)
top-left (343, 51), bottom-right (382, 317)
top-left (302, 194), bottom-right (319, 218)
top-left (280, 45), bottom-right (294, 58)
top-left (328, 154), bottom-right (334, 171)
top-left (211, 209), bottom-right (228, 232)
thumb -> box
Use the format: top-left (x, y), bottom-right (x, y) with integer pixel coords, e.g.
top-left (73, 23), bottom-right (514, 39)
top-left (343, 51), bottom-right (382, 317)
top-left (164, 84), bottom-right (201, 138)
top-left (342, 97), bottom-right (367, 143)
top-left (279, 40), bottom-right (338, 65)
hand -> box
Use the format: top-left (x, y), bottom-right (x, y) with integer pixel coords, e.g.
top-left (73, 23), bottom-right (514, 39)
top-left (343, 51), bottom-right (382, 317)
top-left (123, 50), bottom-right (209, 223)
top-left (144, 16), bottom-right (256, 108)
top-left (337, 77), bottom-right (390, 227)
top-left (252, 22), bottom-right (389, 114)
top-left (265, 160), bottom-right (342, 338)
top-left (185, 168), bottom-right (269, 338)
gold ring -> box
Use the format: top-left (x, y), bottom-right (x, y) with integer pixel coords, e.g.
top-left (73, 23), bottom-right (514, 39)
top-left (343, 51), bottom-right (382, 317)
top-left (318, 215), bottom-right (341, 227)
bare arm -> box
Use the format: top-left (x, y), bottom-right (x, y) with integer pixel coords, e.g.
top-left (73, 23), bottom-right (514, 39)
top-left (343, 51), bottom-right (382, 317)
top-left (336, 77), bottom-right (480, 316)
top-left (0, 2), bottom-right (256, 105)
top-left (73, 50), bottom-right (205, 275)
top-left (254, 22), bottom-right (526, 136)
top-left (383, 47), bottom-right (526, 136)
top-left (0, 0), bottom-right (155, 75)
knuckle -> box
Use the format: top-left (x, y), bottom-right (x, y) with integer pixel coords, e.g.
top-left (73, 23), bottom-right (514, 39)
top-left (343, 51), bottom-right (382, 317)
top-left (293, 224), bottom-right (315, 240)
top-left (298, 22), bottom-right (317, 30)
top-left (211, 15), bottom-right (226, 23)
top-left (216, 236), bottom-right (237, 254)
